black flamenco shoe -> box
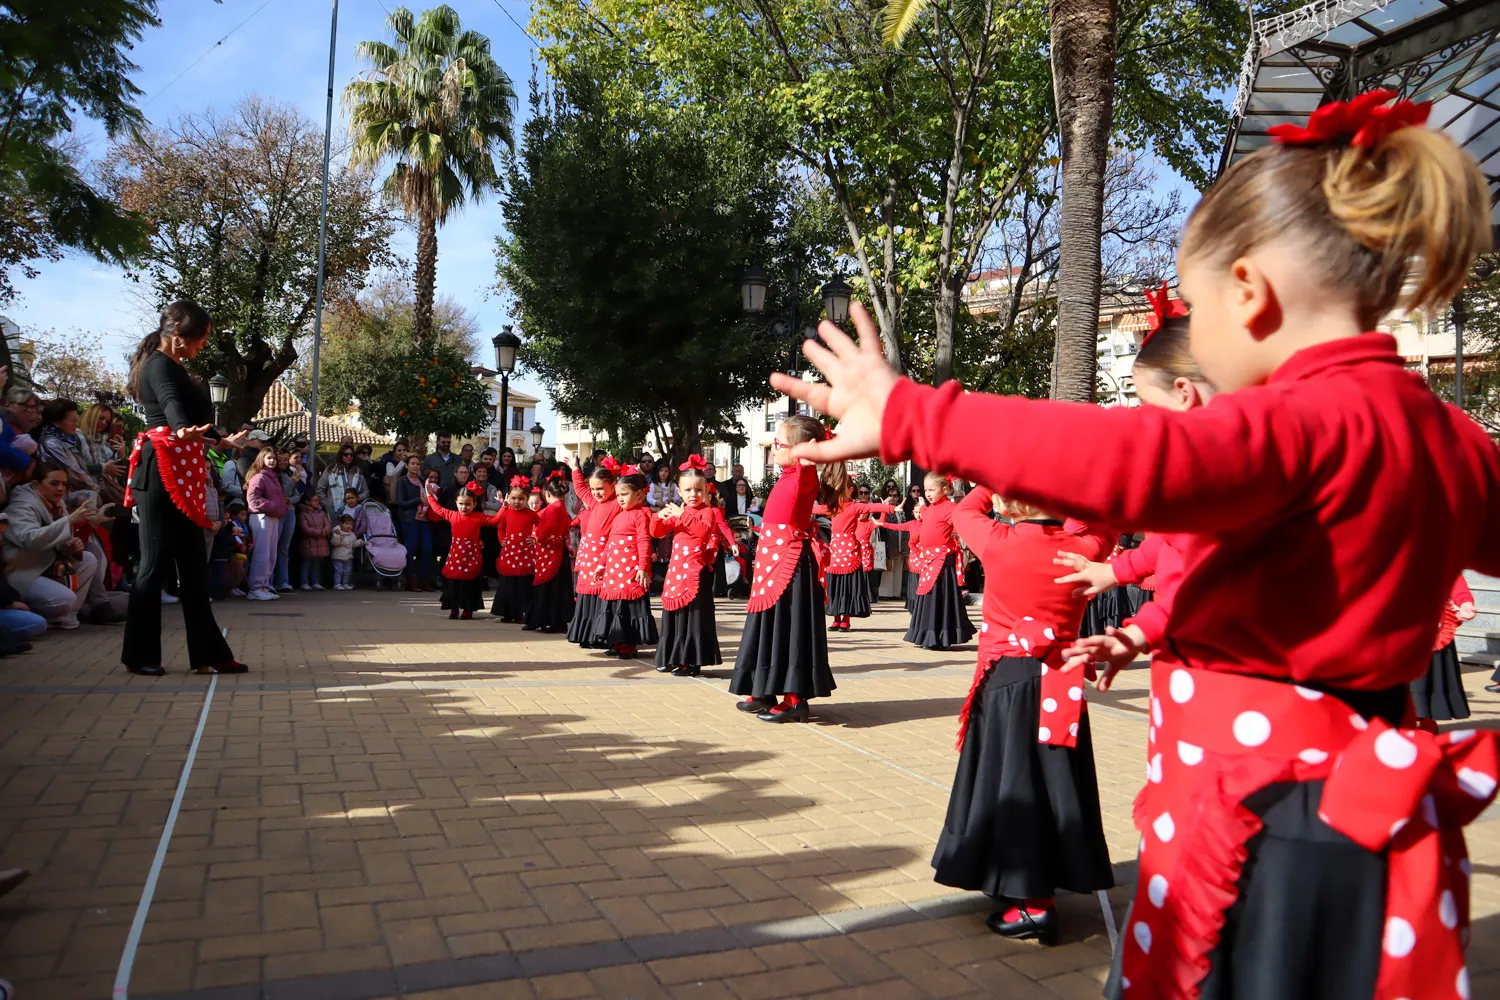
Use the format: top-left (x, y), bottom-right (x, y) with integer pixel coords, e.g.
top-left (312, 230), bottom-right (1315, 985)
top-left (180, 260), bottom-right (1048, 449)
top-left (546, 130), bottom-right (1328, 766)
top-left (126, 664), bottom-right (165, 677)
top-left (672, 666), bottom-right (701, 678)
top-left (1487, 683), bottom-right (1500, 694)
top-left (757, 700), bottom-right (810, 723)
top-left (521, 624), bottom-right (538, 631)
top-left (655, 663), bottom-right (673, 673)
top-left (602, 649), bottom-right (620, 657)
top-left (449, 609), bottom-right (460, 620)
top-left (193, 661), bottom-right (250, 675)
top-left (986, 906), bottom-right (1059, 946)
top-left (736, 695), bottom-right (776, 713)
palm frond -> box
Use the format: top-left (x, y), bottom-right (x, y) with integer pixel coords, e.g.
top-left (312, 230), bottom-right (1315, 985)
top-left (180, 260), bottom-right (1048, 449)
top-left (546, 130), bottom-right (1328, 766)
top-left (882, 0), bottom-right (933, 44)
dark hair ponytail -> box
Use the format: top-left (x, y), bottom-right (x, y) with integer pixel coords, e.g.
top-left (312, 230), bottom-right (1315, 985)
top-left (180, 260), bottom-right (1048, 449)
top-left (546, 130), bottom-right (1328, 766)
top-left (1133, 317), bottom-right (1204, 387)
top-left (127, 300), bottom-right (214, 398)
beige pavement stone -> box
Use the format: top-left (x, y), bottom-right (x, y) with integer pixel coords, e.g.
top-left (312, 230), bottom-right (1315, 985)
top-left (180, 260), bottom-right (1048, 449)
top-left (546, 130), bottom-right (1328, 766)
top-left (0, 593), bottom-right (1494, 998)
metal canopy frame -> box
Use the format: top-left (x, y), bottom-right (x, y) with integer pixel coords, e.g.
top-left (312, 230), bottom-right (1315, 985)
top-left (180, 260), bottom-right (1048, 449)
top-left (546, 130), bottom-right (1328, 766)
top-left (1221, 0), bottom-right (1500, 232)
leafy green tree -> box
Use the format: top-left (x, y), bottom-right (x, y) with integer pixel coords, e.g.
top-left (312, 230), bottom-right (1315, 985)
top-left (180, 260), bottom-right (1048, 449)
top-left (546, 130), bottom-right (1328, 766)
top-left (355, 340), bottom-right (489, 439)
top-left (298, 274), bottom-right (481, 413)
top-left (496, 73), bottom-right (786, 462)
top-left (103, 98), bottom-right (397, 427)
top-left (345, 5), bottom-right (517, 341)
top-left (0, 0), bottom-right (159, 298)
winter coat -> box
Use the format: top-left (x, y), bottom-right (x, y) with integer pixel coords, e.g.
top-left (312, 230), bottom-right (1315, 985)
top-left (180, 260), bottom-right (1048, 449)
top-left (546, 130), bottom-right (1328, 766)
top-left (297, 505), bottom-right (332, 558)
top-left (331, 527), bottom-right (363, 562)
top-left (247, 469), bottom-right (287, 518)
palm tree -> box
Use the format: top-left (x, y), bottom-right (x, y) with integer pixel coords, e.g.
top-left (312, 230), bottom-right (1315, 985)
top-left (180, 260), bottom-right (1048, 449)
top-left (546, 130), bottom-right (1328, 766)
top-left (345, 5), bottom-right (516, 341)
top-left (883, 0), bottom-right (1116, 403)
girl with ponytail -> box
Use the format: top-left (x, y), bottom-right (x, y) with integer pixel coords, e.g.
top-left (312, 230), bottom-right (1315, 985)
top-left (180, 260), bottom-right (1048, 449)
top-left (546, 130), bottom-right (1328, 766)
top-left (122, 300), bottom-right (250, 676)
top-left (776, 91), bottom-right (1500, 998)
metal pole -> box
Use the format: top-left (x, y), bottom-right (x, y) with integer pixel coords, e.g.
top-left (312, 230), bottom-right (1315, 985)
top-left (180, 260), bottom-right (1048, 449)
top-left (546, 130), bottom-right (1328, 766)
top-left (787, 260), bottom-right (799, 416)
top-left (1453, 297), bottom-right (1466, 410)
top-left (499, 373), bottom-right (510, 460)
top-left (308, 0), bottom-right (339, 474)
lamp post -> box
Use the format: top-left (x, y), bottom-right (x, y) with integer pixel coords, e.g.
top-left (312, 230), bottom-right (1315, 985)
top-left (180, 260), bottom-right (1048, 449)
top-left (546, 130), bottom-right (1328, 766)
top-left (530, 421), bottom-right (545, 459)
top-left (208, 374), bottom-right (229, 429)
top-left (492, 325), bottom-right (521, 451)
top-left (1453, 293), bottom-right (1467, 410)
top-left (741, 261), bottom-right (846, 417)
top-left (820, 276), bottom-right (852, 325)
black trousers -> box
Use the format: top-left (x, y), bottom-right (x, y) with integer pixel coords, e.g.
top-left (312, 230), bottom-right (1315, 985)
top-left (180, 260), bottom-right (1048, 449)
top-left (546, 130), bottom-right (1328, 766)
top-left (122, 468), bottom-right (233, 670)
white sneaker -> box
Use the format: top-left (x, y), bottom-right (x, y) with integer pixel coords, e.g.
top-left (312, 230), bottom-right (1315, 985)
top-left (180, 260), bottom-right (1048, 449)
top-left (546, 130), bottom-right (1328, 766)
top-left (161, 590), bottom-right (179, 604)
top-left (231, 588), bottom-right (248, 598)
top-left (312, 583), bottom-right (325, 591)
top-left (53, 616), bottom-right (81, 629)
top-left (247, 590), bottom-right (275, 601)
top-left (300, 584), bottom-right (313, 591)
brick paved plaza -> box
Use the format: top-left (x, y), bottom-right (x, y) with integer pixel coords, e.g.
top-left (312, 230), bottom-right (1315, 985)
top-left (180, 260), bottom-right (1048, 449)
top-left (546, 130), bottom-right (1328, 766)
top-left (1, 592), bottom-right (1497, 999)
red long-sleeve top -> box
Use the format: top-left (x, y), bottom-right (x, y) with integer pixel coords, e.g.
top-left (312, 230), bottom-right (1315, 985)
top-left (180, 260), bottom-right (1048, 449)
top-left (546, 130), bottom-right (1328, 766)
top-left (707, 505), bottom-right (737, 551)
top-left (599, 504), bottom-right (654, 601)
top-left (1110, 533), bottom-right (1189, 651)
top-left (494, 505), bottom-right (540, 577)
top-left (1434, 574), bottom-right (1478, 651)
top-left (951, 486), bottom-right (1113, 665)
top-left (762, 462), bottom-right (818, 526)
top-left (572, 469), bottom-right (619, 596)
top-left (532, 498), bottom-right (572, 584)
top-left (425, 494), bottom-right (504, 580)
top-left (881, 334), bottom-right (1500, 689)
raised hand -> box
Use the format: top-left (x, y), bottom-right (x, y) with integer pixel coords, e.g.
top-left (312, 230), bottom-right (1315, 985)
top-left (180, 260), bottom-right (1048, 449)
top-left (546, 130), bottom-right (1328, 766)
top-left (175, 424), bottom-right (215, 444)
top-left (1457, 601), bottom-right (1478, 622)
top-left (1053, 551), bottom-right (1119, 597)
top-left (1060, 625), bottom-right (1149, 691)
top-left (768, 301), bottom-right (899, 464)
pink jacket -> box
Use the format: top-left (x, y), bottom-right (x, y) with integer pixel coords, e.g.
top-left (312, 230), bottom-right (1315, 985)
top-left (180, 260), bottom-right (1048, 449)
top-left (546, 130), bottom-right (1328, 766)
top-left (247, 469), bottom-right (287, 519)
top-left (297, 505), bottom-right (332, 558)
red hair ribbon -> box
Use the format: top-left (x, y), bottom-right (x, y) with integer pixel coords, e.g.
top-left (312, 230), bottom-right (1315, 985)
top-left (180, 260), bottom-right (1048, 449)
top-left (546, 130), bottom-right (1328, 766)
top-left (1139, 280), bottom-right (1189, 349)
top-left (679, 454), bottom-right (710, 472)
top-left (548, 469), bottom-right (565, 481)
top-left (707, 482), bottom-right (718, 494)
top-left (510, 475), bottom-right (530, 489)
top-left (1268, 88), bottom-right (1430, 149)
top-left (465, 480), bottom-right (484, 496)
top-left (620, 464), bottom-right (642, 477)
top-left (598, 456), bottom-right (621, 474)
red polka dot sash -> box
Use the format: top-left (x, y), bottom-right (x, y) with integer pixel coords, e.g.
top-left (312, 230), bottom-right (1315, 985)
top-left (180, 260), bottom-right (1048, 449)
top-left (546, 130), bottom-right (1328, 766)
top-left (600, 532), bottom-right (649, 601)
top-left (661, 534), bottom-right (709, 610)
top-left (827, 533), bottom-right (861, 575)
top-left (1121, 662), bottom-right (1499, 1000)
top-left (443, 537), bottom-right (482, 580)
top-left (123, 427), bottom-right (211, 529)
top-left (745, 523), bottom-right (809, 613)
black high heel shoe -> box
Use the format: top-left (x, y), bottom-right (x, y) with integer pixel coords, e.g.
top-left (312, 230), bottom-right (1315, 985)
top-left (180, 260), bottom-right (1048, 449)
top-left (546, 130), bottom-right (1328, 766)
top-left (758, 700), bottom-right (809, 723)
top-left (672, 666), bottom-right (701, 677)
top-left (126, 664), bottom-right (165, 677)
top-left (736, 695), bottom-right (775, 713)
top-left (986, 906), bottom-right (1058, 946)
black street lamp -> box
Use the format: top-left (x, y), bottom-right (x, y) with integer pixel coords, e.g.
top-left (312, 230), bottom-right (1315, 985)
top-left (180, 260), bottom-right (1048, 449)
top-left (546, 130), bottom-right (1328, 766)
top-left (530, 421), bottom-right (545, 455)
top-left (740, 261), bottom-right (807, 416)
top-left (820, 276), bottom-right (852, 325)
top-left (208, 374), bottom-right (229, 429)
top-left (739, 265), bottom-right (768, 315)
top-left (492, 325), bottom-right (522, 449)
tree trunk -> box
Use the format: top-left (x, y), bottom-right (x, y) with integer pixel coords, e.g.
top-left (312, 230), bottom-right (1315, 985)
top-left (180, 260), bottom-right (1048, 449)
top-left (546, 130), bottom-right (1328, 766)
top-left (1049, 0), bottom-right (1118, 403)
top-left (933, 276), bottom-right (961, 386)
top-left (413, 205), bottom-right (439, 342)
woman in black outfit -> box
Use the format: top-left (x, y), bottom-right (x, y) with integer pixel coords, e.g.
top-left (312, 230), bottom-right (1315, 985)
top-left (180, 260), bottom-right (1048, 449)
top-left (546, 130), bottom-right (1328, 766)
top-left (121, 301), bottom-right (251, 676)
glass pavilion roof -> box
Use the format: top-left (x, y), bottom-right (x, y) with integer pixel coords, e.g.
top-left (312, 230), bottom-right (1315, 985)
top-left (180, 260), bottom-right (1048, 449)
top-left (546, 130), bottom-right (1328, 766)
top-left (1221, 0), bottom-right (1500, 230)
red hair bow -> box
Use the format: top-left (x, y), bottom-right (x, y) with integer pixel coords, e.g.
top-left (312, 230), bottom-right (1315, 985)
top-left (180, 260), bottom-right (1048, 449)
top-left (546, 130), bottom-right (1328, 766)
top-left (620, 464), bottom-right (642, 477)
top-left (679, 454), bottom-right (710, 472)
top-left (1268, 88), bottom-right (1430, 149)
top-left (510, 475), bottom-right (530, 489)
top-left (1139, 280), bottom-right (1189, 349)
top-left (548, 469), bottom-right (565, 481)
top-left (598, 456), bottom-right (621, 474)
top-left (465, 480), bottom-right (484, 496)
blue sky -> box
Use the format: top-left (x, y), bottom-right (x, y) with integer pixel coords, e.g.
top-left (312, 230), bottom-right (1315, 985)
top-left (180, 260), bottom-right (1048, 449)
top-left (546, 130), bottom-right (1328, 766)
top-left (11, 0), bottom-right (557, 432)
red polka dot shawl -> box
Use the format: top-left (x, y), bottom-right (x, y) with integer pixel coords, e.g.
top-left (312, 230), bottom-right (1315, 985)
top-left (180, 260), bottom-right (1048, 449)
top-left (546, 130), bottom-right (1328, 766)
top-left (599, 505), bottom-right (654, 601)
top-left (123, 427), bottom-right (212, 529)
top-left (425, 494), bottom-right (503, 580)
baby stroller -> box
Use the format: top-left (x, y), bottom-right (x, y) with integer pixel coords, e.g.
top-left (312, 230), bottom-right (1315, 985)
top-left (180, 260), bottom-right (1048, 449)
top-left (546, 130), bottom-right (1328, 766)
top-left (360, 501), bottom-right (408, 590)
top-left (726, 514), bottom-right (759, 599)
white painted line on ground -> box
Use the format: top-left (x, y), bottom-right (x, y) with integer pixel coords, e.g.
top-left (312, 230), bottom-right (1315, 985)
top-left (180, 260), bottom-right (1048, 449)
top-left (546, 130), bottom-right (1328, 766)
top-left (111, 629), bottom-right (225, 1000)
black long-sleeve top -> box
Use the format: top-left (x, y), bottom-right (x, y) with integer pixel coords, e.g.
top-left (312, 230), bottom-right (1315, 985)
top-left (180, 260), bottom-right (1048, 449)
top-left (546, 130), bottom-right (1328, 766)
top-left (130, 352), bottom-right (220, 493)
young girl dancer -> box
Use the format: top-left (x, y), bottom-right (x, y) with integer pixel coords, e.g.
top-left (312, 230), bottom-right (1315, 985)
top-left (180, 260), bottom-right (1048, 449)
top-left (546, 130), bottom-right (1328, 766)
top-left (652, 456), bottom-right (736, 676)
top-left (525, 472), bottom-right (575, 632)
top-left (778, 90), bottom-right (1500, 1000)
top-left (1053, 285), bottom-right (1210, 677)
top-left (1410, 574), bottom-right (1477, 727)
top-left (937, 485), bottom-right (1115, 944)
top-left (729, 415), bottom-right (833, 722)
top-left (490, 475), bottom-right (539, 622)
top-left (883, 473), bottom-right (974, 649)
top-left (425, 481), bottom-right (502, 619)
top-left (590, 466), bottom-right (658, 658)
top-left (822, 468), bottom-right (894, 631)
top-left (855, 505), bottom-right (879, 602)
top-left (565, 454), bottom-right (618, 648)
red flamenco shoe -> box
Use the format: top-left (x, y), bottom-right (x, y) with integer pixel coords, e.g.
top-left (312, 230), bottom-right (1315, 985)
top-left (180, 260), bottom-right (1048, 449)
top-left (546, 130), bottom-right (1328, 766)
top-left (616, 646), bottom-right (638, 659)
top-left (758, 695), bottom-right (810, 723)
top-left (449, 609), bottom-right (459, 620)
top-left (460, 610), bottom-right (473, 620)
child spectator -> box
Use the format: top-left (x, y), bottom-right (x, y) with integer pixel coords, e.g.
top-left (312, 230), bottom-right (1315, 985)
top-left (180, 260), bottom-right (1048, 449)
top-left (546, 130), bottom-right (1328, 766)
top-left (224, 501), bottom-right (250, 597)
top-left (297, 494), bottom-right (332, 590)
top-left (337, 487), bottom-right (368, 535)
top-left (331, 514), bottom-right (363, 591)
